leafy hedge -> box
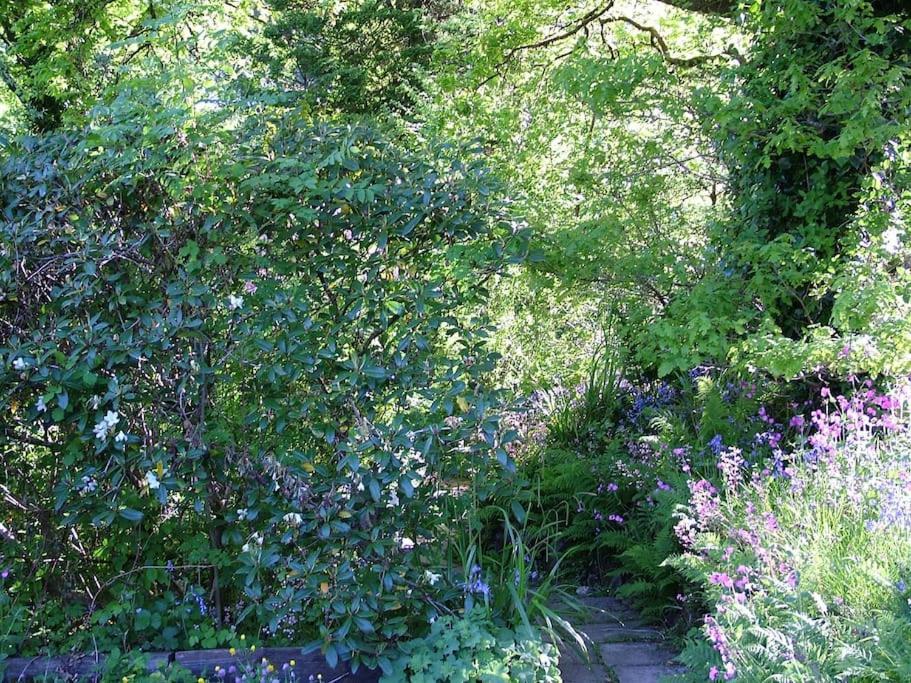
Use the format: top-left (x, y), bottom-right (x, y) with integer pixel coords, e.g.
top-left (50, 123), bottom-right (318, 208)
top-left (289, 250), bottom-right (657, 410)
top-left (0, 99), bottom-right (526, 669)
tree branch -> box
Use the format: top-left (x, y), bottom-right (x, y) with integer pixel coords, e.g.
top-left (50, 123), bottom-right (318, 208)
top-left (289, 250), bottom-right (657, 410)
top-left (478, 2), bottom-right (615, 87)
top-left (2, 427), bottom-right (58, 450)
top-left (602, 16), bottom-right (737, 67)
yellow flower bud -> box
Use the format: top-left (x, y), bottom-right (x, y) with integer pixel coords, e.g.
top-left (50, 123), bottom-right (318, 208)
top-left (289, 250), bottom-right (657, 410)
top-left (229, 647), bottom-right (236, 656)
top-left (250, 644), bottom-right (256, 652)
top-left (290, 660), bottom-right (296, 667)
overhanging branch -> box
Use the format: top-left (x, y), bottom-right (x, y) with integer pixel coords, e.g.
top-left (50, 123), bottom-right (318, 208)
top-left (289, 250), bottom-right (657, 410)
top-left (478, 2), bottom-right (615, 87)
top-left (603, 16), bottom-right (738, 67)
top-left (477, 2), bottom-right (736, 88)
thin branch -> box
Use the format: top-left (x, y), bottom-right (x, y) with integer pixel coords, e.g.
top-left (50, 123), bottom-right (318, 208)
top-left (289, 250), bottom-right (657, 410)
top-left (602, 15), bottom-right (737, 67)
top-left (477, 2), bottom-right (616, 87)
top-left (2, 428), bottom-right (58, 450)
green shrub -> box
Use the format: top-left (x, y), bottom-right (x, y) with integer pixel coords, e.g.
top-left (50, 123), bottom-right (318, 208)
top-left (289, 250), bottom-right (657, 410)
top-left (381, 607), bottom-right (562, 683)
top-left (0, 96), bottom-right (526, 668)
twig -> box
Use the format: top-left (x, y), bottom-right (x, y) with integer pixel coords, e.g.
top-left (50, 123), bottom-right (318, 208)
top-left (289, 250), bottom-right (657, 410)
top-left (477, 3), bottom-right (616, 87)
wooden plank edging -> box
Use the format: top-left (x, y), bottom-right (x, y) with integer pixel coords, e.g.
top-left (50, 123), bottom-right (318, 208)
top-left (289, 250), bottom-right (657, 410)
top-left (1, 647), bottom-right (380, 682)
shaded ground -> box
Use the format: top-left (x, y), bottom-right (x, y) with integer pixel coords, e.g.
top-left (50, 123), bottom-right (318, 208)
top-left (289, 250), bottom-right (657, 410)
top-left (559, 597), bottom-right (685, 683)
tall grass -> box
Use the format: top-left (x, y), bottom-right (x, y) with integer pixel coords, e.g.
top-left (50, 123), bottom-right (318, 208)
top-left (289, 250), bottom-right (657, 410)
top-left (447, 505), bottom-right (591, 661)
top-left (538, 343), bottom-right (624, 448)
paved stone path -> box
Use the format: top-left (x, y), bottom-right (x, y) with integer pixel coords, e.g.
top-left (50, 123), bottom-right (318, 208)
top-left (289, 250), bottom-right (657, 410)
top-left (558, 597), bottom-right (685, 683)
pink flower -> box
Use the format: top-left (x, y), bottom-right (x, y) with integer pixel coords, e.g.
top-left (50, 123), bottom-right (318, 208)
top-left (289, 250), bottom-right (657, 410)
top-left (243, 281), bottom-right (257, 294)
top-left (709, 572), bottom-right (734, 589)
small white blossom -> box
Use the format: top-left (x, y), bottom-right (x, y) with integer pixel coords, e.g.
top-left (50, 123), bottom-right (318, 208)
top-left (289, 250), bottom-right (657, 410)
top-left (36, 397), bottom-right (47, 413)
top-left (241, 532), bottom-right (264, 553)
top-left (237, 508), bottom-right (248, 520)
top-left (93, 421), bottom-right (109, 440)
top-left (145, 471), bottom-right (160, 490)
top-left (114, 431), bottom-right (128, 444)
top-left (227, 294), bottom-right (244, 310)
top-left (93, 411), bottom-right (120, 440)
top-left (12, 358), bottom-right (27, 371)
top-left (423, 570), bottom-right (442, 586)
top-left (81, 476), bottom-right (98, 493)
top-left (283, 512), bottom-right (303, 526)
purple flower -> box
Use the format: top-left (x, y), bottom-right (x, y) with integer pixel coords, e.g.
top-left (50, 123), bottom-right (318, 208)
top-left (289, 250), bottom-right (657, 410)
top-left (709, 572), bottom-right (734, 589)
top-left (709, 435), bottom-right (724, 454)
top-left (717, 447), bottom-right (745, 489)
top-left (462, 564), bottom-right (491, 598)
top-left (690, 479), bottom-right (720, 525)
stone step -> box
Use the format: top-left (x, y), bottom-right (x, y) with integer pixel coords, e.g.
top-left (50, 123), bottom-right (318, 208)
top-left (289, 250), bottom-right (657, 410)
top-left (600, 642), bottom-right (678, 668)
top-left (557, 593), bottom-right (685, 683)
top-left (559, 661), bottom-right (610, 682)
top-left (579, 624), bottom-right (665, 643)
top-left (613, 665), bottom-right (686, 683)
top-left (577, 597), bottom-right (644, 626)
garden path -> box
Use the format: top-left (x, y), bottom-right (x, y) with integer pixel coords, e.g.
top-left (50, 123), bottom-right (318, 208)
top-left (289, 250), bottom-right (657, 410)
top-left (558, 596), bottom-right (685, 683)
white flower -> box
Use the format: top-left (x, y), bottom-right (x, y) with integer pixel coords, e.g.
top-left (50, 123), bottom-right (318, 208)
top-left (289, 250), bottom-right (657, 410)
top-left (227, 294), bottom-right (244, 310)
top-left (388, 489), bottom-right (399, 507)
top-left (93, 420), bottom-right (110, 440)
top-left (12, 358), bottom-right (27, 371)
top-left (145, 471), bottom-right (160, 490)
top-left (81, 476), bottom-right (98, 493)
top-left (241, 532), bottom-right (264, 554)
top-left (114, 431), bottom-right (127, 444)
top-left (93, 411), bottom-right (120, 440)
top-left (423, 570), bottom-right (442, 586)
top-left (237, 508), bottom-right (248, 520)
top-left (36, 397), bottom-right (47, 413)
top-left (283, 512), bottom-right (303, 526)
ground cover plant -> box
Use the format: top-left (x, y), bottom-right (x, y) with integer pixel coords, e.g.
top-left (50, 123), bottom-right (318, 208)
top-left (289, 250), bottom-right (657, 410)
top-left (1, 0), bottom-right (910, 681)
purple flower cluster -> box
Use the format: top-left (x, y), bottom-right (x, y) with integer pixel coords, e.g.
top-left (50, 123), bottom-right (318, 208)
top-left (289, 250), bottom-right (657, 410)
top-left (717, 447), bottom-right (746, 490)
top-left (798, 382), bottom-right (905, 462)
top-left (462, 564), bottom-right (491, 599)
top-left (622, 381), bottom-right (677, 427)
top-left (674, 479), bottom-right (721, 549)
top-left (704, 615), bottom-right (737, 680)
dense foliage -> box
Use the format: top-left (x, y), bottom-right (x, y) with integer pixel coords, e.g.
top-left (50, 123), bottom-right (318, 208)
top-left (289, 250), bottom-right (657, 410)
top-left (1, 0), bottom-right (910, 680)
top-left (0, 97), bottom-right (525, 669)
